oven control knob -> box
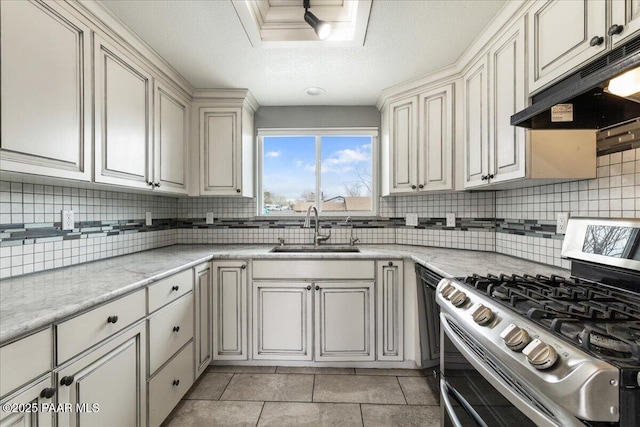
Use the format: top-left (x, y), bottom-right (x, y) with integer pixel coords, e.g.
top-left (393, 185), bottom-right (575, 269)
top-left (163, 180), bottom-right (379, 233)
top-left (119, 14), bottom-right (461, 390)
top-left (499, 324), bottom-right (531, 351)
top-left (450, 290), bottom-right (468, 307)
top-left (471, 304), bottom-right (494, 325)
top-left (522, 339), bottom-right (558, 370)
top-left (441, 284), bottom-right (456, 299)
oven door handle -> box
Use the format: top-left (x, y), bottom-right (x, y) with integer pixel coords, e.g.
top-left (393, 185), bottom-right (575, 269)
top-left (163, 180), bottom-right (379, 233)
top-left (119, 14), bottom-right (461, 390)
top-left (440, 379), bottom-right (489, 427)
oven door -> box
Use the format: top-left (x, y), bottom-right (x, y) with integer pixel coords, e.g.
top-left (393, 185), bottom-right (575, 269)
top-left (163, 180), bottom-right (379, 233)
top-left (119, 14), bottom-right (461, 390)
top-left (440, 313), bottom-right (578, 427)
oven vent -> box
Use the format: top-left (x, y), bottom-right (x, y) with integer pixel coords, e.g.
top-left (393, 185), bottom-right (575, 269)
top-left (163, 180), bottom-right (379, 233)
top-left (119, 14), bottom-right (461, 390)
top-left (447, 320), bottom-right (557, 421)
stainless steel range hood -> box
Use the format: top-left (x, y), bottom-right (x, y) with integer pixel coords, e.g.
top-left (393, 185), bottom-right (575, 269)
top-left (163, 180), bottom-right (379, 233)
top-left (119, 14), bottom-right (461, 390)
top-left (511, 35), bottom-right (640, 129)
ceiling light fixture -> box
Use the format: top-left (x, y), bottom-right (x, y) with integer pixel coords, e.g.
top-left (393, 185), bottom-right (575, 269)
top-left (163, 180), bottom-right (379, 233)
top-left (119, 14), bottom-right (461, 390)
top-left (303, 0), bottom-right (331, 40)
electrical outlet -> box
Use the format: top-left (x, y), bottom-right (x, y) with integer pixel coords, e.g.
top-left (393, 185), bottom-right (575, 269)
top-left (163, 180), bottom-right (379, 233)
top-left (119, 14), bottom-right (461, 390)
top-left (557, 212), bottom-right (570, 234)
top-left (145, 212), bottom-right (152, 227)
top-left (61, 210), bottom-right (74, 231)
top-left (206, 212), bottom-right (215, 224)
top-left (446, 213), bottom-right (456, 228)
top-left (406, 213), bottom-right (418, 227)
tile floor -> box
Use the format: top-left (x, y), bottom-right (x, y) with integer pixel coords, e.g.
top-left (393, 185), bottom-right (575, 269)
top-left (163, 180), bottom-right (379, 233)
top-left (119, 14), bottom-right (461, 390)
top-left (162, 366), bottom-right (441, 426)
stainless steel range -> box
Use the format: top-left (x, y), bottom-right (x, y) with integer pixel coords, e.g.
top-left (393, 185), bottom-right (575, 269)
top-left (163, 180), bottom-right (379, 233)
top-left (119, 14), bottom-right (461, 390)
top-left (437, 218), bottom-right (640, 427)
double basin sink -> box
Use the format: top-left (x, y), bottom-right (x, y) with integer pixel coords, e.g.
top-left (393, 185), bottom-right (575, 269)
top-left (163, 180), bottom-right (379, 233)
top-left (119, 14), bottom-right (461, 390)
top-left (270, 245), bottom-right (360, 253)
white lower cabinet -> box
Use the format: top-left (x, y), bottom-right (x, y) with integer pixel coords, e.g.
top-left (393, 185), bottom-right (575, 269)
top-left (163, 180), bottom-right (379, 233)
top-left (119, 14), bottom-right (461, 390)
top-left (212, 261), bottom-right (248, 360)
top-left (194, 263), bottom-right (213, 378)
top-left (377, 261), bottom-right (404, 361)
top-left (0, 376), bottom-right (54, 427)
top-left (252, 282), bottom-right (313, 361)
top-left (147, 342), bottom-right (193, 427)
top-left (56, 322), bottom-right (146, 427)
top-left (315, 282), bottom-right (375, 362)
top-left (249, 259), bottom-right (402, 364)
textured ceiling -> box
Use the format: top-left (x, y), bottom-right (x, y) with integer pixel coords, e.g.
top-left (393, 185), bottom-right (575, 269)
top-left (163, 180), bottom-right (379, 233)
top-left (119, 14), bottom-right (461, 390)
top-left (101, 0), bottom-right (508, 106)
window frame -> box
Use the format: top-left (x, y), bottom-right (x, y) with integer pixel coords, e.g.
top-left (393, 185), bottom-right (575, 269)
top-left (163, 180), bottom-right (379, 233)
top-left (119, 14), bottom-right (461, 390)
top-left (256, 127), bottom-right (379, 217)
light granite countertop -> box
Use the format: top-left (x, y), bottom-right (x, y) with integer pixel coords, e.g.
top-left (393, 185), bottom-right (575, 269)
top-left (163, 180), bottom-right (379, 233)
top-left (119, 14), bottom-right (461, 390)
top-left (0, 244), bottom-right (569, 343)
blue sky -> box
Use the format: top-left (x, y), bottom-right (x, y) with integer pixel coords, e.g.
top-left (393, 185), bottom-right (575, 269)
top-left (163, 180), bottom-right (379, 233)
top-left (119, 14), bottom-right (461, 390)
top-left (263, 135), bottom-right (372, 202)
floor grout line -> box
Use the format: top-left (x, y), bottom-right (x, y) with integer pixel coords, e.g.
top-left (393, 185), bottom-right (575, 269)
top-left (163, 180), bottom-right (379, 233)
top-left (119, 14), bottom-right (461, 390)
top-left (396, 376), bottom-right (408, 405)
top-left (255, 401), bottom-right (265, 427)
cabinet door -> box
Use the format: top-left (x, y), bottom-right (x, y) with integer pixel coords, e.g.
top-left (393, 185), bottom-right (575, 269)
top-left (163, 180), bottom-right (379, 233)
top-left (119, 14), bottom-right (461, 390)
top-left (377, 261), bottom-right (403, 361)
top-left (528, 0), bottom-right (607, 93)
top-left (611, 0), bottom-right (640, 47)
top-left (252, 282), bottom-right (313, 361)
top-left (200, 108), bottom-right (243, 196)
top-left (56, 323), bottom-right (146, 427)
top-left (463, 55), bottom-right (490, 189)
top-left (489, 19), bottom-right (526, 184)
top-left (0, 0), bottom-right (91, 181)
top-left (417, 85), bottom-right (454, 192)
top-left (94, 35), bottom-right (153, 190)
top-left (315, 282), bottom-right (375, 362)
top-left (153, 82), bottom-right (189, 194)
top-left (388, 97), bottom-right (419, 193)
top-left (194, 264), bottom-right (212, 378)
top-left (212, 261), bottom-right (248, 360)
top-left (0, 376), bottom-right (54, 427)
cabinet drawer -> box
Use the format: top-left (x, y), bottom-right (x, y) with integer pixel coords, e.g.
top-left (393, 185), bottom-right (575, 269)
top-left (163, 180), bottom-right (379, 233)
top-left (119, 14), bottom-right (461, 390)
top-left (252, 260), bottom-right (375, 280)
top-left (147, 269), bottom-right (193, 313)
top-left (0, 329), bottom-right (52, 397)
top-left (56, 290), bottom-right (145, 364)
top-left (148, 293), bottom-right (194, 374)
top-left (148, 342), bottom-right (193, 427)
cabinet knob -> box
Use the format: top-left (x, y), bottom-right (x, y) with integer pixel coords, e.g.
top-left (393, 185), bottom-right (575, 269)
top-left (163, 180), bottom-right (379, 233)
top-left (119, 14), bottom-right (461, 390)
top-left (147, 181), bottom-right (154, 187)
top-left (481, 175), bottom-right (487, 181)
top-left (418, 184), bottom-right (424, 189)
top-left (171, 285), bottom-right (179, 292)
top-left (241, 264), bottom-right (246, 270)
top-left (154, 182), bottom-right (161, 188)
top-left (40, 387), bottom-right (56, 399)
top-left (411, 185), bottom-right (417, 190)
top-left (173, 326), bottom-right (180, 332)
top-left (608, 24), bottom-right (624, 36)
top-left (388, 261), bottom-right (393, 267)
top-left (60, 376), bottom-right (74, 386)
top-left (488, 174), bottom-right (494, 179)
top-left (236, 189), bottom-right (241, 193)
top-left (315, 285), bottom-right (320, 291)
top-left (107, 315), bottom-right (118, 324)
top-left (590, 35), bottom-right (604, 46)
top-left (306, 285), bottom-right (312, 290)
top-left (172, 379), bottom-right (180, 387)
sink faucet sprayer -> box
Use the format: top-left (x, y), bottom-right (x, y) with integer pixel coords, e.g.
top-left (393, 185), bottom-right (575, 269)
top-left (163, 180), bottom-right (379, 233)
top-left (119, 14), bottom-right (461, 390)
top-left (345, 216), bottom-right (360, 246)
top-left (304, 205), bottom-right (330, 246)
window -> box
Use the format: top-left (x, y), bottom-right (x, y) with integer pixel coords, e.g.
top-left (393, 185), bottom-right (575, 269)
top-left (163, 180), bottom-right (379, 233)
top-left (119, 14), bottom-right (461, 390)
top-left (258, 128), bottom-right (377, 216)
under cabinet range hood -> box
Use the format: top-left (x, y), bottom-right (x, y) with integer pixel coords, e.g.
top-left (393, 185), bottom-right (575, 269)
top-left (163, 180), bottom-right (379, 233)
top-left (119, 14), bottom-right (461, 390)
top-left (512, 35), bottom-right (640, 129)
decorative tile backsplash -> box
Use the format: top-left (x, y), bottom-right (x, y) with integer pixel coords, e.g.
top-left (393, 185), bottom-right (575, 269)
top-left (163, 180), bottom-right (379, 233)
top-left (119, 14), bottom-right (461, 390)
top-left (1, 147), bottom-right (638, 278)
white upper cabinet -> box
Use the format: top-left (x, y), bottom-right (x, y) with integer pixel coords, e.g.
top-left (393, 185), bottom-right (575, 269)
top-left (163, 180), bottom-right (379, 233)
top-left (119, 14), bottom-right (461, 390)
top-left (197, 92), bottom-right (256, 197)
top-left (611, 0), bottom-right (640, 47)
top-left (153, 81), bottom-right (189, 194)
top-left (0, 0), bottom-right (92, 181)
top-left (383, 83), bottom-right (454, 195)
top-left (465, 18), bottom-right (526, 189)
top-left (528, 0), bottom-right (640, 93)
top-left (463, 54), bottom-right (490, 189)
top-left (94, 35), bottom-right (153, 190)
top-left (489, 18), bottom-right (526, 185)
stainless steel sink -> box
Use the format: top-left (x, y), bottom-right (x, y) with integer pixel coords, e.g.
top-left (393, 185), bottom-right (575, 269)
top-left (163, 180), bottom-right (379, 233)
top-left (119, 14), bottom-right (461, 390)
top-left (270, 245), bottom-right (360, 253)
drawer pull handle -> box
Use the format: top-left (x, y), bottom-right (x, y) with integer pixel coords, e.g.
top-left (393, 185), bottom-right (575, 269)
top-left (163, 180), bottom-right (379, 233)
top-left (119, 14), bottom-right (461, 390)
top-left (60, 376), bottom-right (74, 386)
top-left (172, 285), bottom-right (180, 291)
top-left (172, 379), bottom-right (180, 386)
top-left (107, 316), bottom-right (118, 324)
top-left (173, 326), bottom-right (180, 332)
top-left (590, 35), bottom-right (604, 46)
top-left (40, 387), bottom-right (56, 399)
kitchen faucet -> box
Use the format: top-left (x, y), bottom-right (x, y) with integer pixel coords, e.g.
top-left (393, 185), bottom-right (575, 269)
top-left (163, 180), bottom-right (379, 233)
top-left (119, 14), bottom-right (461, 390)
top-left (345, 216), bottom-right (360, 246)
top-left (304, 205), bottom-right (330, 246)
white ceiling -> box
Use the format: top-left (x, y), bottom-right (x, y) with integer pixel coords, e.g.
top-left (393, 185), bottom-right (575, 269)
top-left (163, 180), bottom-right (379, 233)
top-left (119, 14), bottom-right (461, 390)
top-left (101, 0), bottom-right (508, 106)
